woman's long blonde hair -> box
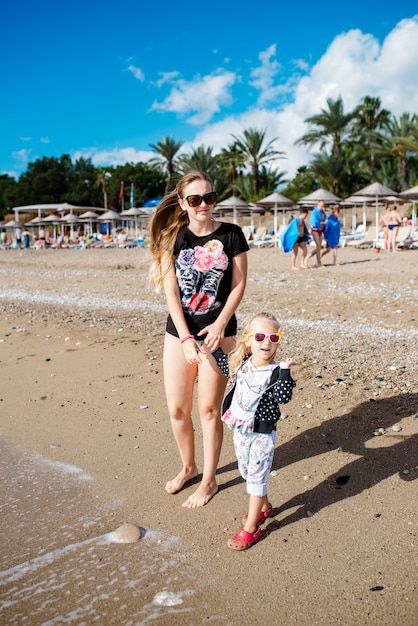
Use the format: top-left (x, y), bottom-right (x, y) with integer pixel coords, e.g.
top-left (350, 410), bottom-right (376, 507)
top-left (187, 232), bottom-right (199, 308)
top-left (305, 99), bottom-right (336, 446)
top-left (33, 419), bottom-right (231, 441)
top-left (228, 311), bottom-right (281, 380)
top-left (149, 171), bottom-right (213, 291)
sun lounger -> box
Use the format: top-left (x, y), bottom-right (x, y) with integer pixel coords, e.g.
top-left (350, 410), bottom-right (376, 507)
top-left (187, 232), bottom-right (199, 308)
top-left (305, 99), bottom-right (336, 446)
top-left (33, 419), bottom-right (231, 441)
top-left (346, 226), bottom-right (378, 248)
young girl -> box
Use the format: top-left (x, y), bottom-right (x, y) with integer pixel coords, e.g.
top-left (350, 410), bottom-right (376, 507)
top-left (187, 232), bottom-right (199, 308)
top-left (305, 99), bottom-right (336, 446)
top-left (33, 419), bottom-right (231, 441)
top-left (149, 171), bottom-right (249, 509)
top-left (222, 312), bottom-right (296, 550)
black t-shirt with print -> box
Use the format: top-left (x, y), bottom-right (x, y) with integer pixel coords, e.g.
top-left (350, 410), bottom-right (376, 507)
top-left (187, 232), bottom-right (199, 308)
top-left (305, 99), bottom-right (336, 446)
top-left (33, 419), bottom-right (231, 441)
top-left (166, 222), bottom-right (249, 338)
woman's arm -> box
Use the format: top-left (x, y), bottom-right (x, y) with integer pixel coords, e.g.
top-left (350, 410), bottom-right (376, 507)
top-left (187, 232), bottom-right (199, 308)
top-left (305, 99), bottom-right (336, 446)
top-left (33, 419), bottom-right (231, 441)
top-left (162, 251), bottom-right (191, 341)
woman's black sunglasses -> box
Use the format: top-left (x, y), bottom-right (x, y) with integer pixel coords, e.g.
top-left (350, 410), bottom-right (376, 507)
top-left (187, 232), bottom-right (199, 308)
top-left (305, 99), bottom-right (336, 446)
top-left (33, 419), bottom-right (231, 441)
top-left (182, 192), bottom-right (217, 208)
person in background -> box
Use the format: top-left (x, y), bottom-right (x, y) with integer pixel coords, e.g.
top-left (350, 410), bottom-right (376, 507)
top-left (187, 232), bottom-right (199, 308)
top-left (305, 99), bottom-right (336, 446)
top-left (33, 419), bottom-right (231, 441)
top-left (379, 207), bottom-right (390, 251)
top-left (22, 228), bottom-right (31, 249)
top-left (305, 200), bottom-right (327, 268)
top-left (384, 205), bottom-right (403, 252)
top-left (291, 208), bottom-right (310, 270)
top-left (321, 207), bottom-right (341, 265)
top-left (149, 171), bottom-right (249, 508)
top-left (222, 311), bottom-right (296, 550)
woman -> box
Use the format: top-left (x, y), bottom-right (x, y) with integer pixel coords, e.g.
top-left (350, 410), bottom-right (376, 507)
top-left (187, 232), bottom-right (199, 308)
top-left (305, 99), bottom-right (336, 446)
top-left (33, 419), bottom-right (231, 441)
top-left (150, 171), bottom-right (249, 508)
top-left (384, 205), bottom-right (402, 252)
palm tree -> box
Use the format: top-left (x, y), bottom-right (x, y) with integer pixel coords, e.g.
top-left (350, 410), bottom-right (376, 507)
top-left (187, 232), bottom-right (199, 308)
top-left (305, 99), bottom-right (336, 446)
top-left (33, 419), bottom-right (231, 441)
top-left (296, 95), bottom-right (355, 157)
top-left (351, 96), bottom-right (391, 178)
top-left (178, 145), bottom-right (219, 177)
top-left (374, 113), bottom-right (415, 186)
top-left (95, 169), bottom-right (111, 208)
top-left (149, 136), bottom-right (183, 194)
top-left (307, 148), bottom-right (368, 198)
top-left (231, 128), bottom-right (283, 197)
top-left (217, 142), bottom-right (246, 197)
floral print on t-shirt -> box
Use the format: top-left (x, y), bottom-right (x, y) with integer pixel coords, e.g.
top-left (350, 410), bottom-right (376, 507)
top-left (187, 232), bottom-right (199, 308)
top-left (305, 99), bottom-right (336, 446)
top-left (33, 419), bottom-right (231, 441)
top-left (176, 239), bottom-right (229, 314)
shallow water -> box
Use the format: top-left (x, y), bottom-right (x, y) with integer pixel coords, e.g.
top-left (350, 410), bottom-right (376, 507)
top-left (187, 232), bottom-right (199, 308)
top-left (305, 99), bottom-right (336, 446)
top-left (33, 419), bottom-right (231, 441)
top-left (0, 436), bottom-right (216, 625)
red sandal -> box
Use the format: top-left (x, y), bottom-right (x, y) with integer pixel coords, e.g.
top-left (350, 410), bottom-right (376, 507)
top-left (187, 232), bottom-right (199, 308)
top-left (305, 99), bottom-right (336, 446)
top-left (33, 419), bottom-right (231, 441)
top-left (242, 503), bottom-right (273, 526)
top-left (227, 527), bottom-right (263, 551)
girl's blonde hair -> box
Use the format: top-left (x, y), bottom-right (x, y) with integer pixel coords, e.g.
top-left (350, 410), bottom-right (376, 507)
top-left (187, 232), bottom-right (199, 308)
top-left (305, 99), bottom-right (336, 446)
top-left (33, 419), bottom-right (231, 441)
top-left (228, 311), bottom-right (281, 380)
top-left (149, 171), bottom-right (213, 291)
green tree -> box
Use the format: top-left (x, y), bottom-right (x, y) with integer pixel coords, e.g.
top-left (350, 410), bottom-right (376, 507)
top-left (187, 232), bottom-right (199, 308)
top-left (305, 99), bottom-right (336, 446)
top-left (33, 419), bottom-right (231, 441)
top-left (231, 128), bottom-right (283, 197)
top-left (296, 95), bottom-right (355, 157)
top-left (351, 96), bottom-right (391, 179)
top-left (217, 142), bottom-right (246, 197)
top-left (149, 136), bottom-right (183, 194)
top-left (374, 113), bottom-right (415, 187)
top-left (95, 168), bottom-right (112, 209)
top-left (0, 174), bottom-right (18, 217)
top-left (281, 166), bottom-right (317, 202)
top-left (178, 145), bottom-right (219, 176)
top-left (17, 155), bottom-right (72, 204)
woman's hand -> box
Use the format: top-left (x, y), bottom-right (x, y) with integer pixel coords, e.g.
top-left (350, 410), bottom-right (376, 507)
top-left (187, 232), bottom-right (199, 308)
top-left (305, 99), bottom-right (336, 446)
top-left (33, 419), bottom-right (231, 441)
top-left (197, 321), bottom-right (225, 352)
top-left (182, 338), bottom-right (204, 365)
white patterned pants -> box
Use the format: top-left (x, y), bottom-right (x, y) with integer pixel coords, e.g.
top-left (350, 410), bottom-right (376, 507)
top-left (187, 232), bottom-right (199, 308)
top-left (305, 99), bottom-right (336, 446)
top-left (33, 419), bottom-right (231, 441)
top-left (233, 430), bottom-right (276, 497)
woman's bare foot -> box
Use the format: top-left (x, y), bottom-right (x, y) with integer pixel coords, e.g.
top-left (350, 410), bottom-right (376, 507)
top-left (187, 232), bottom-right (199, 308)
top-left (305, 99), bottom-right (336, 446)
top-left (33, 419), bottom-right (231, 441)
top-left (165, 466), bottom-right (199, 494)
top-left (182, 481), bottom-right (218, 508)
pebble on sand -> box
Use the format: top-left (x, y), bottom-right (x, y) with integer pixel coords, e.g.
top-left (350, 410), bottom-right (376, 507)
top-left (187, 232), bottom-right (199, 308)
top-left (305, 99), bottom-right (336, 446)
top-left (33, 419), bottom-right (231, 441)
top-left (110, 522), bottom-right (143, 543)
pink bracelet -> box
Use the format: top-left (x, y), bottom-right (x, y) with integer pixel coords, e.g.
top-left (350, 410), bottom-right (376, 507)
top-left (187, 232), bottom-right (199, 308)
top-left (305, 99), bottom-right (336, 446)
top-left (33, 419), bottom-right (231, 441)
top-left (180, 334), bottom-right (194, 344)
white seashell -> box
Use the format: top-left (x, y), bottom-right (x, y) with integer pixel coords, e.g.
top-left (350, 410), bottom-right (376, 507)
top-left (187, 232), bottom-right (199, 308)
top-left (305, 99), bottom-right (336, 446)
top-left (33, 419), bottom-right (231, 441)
top-left (110, 522), bottom-right (142, 543)
top-left (391, 424), bottom-right (402, 432)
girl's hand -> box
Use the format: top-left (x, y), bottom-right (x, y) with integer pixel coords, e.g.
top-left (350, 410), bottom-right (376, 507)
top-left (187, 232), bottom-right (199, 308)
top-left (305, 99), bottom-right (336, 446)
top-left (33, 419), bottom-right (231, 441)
top-left (280, 358), bottom-right (298, 368)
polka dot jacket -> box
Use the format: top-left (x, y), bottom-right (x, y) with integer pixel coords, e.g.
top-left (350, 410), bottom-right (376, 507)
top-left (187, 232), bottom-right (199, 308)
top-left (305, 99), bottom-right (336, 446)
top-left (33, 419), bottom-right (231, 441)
top-left (222, 362), bottom-right (295, 434)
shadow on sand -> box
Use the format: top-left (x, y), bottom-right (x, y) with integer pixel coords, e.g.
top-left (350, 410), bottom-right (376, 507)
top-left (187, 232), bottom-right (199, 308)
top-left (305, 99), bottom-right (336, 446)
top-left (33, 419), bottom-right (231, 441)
top-left (218, 393), bottom-right (417, 530)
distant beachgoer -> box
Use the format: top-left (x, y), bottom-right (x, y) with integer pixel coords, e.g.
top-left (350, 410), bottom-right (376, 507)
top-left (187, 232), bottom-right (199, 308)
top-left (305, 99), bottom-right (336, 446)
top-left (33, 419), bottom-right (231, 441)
top-left (15, 228), bottom-right (22, 248)
top-left (306, 200), bottom-right (327, 267)
top-left (222, 311), bottom-right (296, 550)
top-left (22, 229), bottom-right (31, 249)
top-left (379, 207), bottom-right (390, 251)
top-left (383, 205), bottom-right (402, 252)
top-left (321, 207), bottom-right (341, 265)
top-left (291, 209), bottom-right (310, 270)
top-left (149, 171), bottom-right (249, 508)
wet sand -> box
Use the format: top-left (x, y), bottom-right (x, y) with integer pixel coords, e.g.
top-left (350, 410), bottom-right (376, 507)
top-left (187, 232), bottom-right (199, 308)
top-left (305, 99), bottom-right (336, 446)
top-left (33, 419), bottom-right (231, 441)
top-left (0, 245), bottom-right (417, 625)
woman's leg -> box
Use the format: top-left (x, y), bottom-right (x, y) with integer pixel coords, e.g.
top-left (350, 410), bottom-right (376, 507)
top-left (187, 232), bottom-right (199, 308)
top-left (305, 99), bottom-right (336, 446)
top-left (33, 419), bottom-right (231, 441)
top-left (163, 333), bottom-right (199, 494)
top-left (393, 226), bottom-right (400, 251)
top-left (182, 339), bottom-right (233, 508)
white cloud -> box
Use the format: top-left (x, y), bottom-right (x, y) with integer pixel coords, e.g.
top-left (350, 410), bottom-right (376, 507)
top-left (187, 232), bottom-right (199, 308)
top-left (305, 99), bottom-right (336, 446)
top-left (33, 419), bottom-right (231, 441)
top-left (191, 16), bottom-right (418, 180)
top-left (1, 170), bottom-right (19, 179)
top-left (249, 44), bottom-right (282, 106)
top-left (19, 136), bottom-right (32, 141)
top-left (12, 148), bottom-right (32, 164)
top-left (40, 137), bottom-right (50, 144)
top-left (68, 16), bottom-right (418, 184)
top-left (150, 70), bottom-right (236, 125)
top-left (127, 65), bottom-right (145, 81)
top-left (71, 147), bottom-right (155, 167)
top-left (155, 71), bottom-right (179, 88)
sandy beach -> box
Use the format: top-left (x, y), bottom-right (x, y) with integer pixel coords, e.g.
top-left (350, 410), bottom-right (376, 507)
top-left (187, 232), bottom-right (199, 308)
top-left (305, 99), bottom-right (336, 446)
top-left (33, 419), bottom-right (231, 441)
top-left (0, 244), bottom-right (417, 625)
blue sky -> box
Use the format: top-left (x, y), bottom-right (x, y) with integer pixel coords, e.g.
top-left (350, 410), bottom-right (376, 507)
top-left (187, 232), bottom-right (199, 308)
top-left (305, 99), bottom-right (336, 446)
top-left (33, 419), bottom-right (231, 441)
top-left (2, 1), bottom-right (418, 182)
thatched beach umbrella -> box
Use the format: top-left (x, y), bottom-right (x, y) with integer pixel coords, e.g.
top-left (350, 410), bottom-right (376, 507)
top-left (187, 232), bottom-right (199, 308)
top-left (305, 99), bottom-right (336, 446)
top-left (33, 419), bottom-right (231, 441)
top-left (399, 184), bottom-right (418, 230)
top-left (215, 195), bottom-right (250, 225)
top-left (298, 188), bottom-right (341, 206)
top-left (353, 182), bottom-right (399, 235)
top-left (257, 192), bottom-right (296, 246)
top-left (98, 209), bottom-right (122, 236)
